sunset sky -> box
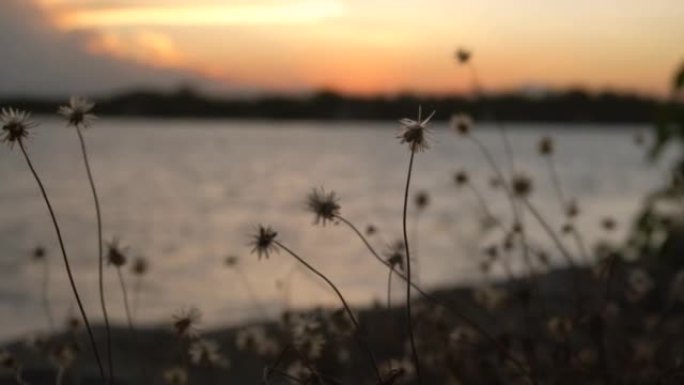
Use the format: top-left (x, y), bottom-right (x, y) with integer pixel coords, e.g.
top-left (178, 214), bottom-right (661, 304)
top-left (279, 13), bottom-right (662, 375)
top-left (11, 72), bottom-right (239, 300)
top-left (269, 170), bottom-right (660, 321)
top-left (1, 0), bottom-right (682, 97)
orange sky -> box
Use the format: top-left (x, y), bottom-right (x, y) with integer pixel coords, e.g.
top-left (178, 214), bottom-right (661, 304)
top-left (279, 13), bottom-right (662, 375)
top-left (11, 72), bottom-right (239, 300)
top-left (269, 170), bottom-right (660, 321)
top-left (28, 0), bottom-right (684, 96)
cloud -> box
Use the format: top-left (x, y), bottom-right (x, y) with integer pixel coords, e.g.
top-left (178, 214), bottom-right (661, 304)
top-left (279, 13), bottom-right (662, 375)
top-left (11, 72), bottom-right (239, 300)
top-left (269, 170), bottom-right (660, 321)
top-left (0, 0), bottom-right (239, 97)
top-left (54, 1), bottom-right (346, 29)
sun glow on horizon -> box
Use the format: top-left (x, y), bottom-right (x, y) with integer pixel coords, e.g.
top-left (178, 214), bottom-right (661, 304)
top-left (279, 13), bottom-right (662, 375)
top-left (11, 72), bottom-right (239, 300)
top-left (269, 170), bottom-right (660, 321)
top-left (26, 0), bottom-right (684, 96)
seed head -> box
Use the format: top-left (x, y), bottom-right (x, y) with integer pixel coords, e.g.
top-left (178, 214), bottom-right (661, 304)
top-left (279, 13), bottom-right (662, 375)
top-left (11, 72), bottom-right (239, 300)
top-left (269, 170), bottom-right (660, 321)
top-left (565, 199), bottom-right (580, 218)
top-left (224, 255), bottom-right (239, 268)
top-left (58, 97), bottom-right (95, 128)
top-left (538, 136), bottom-right (554, 156)
top-left (189, 338), bottom-right (230, 368)
top-left (365, 224), bottom-right (377, 236)
top-left (413, 190), bottom-right (429, 210)
top-left (106, 239), bottom-right (127, 267)
top-left (450, 113), bottom-right (473, 135)
top-left (163, 367), bottom-right (188, 385)
top-left (398, 107), bottom-right (435, 152)
top-left (455, 48), bottom-right (471, 65)
top-left (172, 307), bottom-right (202, 337)
top-left (306, 187), bottom-right (341, 226)
top-left (601, 217), bottom-right (617, 231)
top-left (384, 240), bottom-right (406, 272)
top-left (31, 246), bottom-right (46, 261)
top-left (1, 107), bottom-right (35, 146)
top-left (453, 170), bottom-right (469, 186)
top-left (250, 225), bottom-right (278, 260)
top-left (131, 256), bottom-right (149, 276)
top-left (511, 173), bottom-right (533, 198)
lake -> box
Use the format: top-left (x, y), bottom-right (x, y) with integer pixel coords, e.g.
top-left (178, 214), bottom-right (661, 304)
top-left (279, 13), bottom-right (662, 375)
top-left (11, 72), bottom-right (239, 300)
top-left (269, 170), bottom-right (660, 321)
top-left (0, 118), bottom-right (668, 341)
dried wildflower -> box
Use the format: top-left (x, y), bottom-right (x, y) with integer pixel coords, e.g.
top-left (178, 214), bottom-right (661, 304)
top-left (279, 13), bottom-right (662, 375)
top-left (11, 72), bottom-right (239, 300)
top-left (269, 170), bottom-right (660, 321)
top-left (538, 136), bottom-right (554, 156)
top-left (224, 255), bottom-right (239, 268)
top-left (379, 359), bottom-right (415, 385)
top-left (449, 326), bottom-right (479, 346)
top-left (131, 256), bottom-right (149, 276)
top-left (291, 314), bottom-right (325, 360)
top-left (565, 199), bottom-right (580, 218)
top-left (398, 107), bottom-right (435, 152)
top-left (250, 225), bottom-right (278, 260)
top-left (172, 307), bottom-right (201, 337)
top-left (385, 240), bottom-right (406, 272)
top-left (473, 286), bottom-right (506, 311)
top-left (58, 97), bottom-right (96, 128)
top-left (455, 48), bottom-right (471, 64)
top-left (365, 224), bottom-right (377, 236)
top-left (537, 251), bottom-right (550, 266)
top-left (450, 113), bottom-right (473, 135)
top-left (626, 269), bottom-right (654, 302)
top-left (0, 350), bottom-right (18, 371)
top-left (66, 313), bottom-right (81, 332)
top-left (163, 367), bottom-right (188, 385)
top-left (327, 308), bottom-right (355, 337)
top-left (189, 338), bottom-right (230, 368)
top-left (236, 326), bottom-right (278, 356)
top-left (484, 245), bottom-right (499, 260)
top-left (1, 107), bottom-right (35, 146)
top-left (31, 245), bottom-right (46, 261)
top-left (287, 361), bottom-right (319, 384)
top-left (106, 239), bottom-right (127, 267)
top-left (413, 190), bottom-right (429, 210)
top-left (453, 170), bottom-right (469, 186)
top-left (561, 223), bottom-right (574, 235)
top-left (547, 317), bottom-right (573, 340)
top-left (50, 343), bottom-right (78, 369)
top-left (601, 217), bottom-right (617, 231)
top-left (306, 187), bottom-right (341, 225)
top-left (511, 173), bottom-right (533, 198)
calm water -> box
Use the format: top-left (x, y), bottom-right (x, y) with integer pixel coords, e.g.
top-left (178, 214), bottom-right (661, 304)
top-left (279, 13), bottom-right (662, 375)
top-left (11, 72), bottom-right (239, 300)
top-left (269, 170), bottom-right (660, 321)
top-left (0, 119), bottom-right (668, 341)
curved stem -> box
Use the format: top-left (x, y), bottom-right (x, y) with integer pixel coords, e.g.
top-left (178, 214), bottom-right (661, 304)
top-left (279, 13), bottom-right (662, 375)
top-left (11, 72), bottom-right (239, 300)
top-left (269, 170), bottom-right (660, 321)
top-left (274, 240), bottom-right (382, 383)
top-left (40, 258), bottom-right (55, 333)
top-left (116, 268), bottom-right (134, 332)
top-left (335, 214), bottom-right (535, 383)
top-left (18, 140), bottom-right (107, 384)
top-left (234, 267), bottom-right (269, 319)
top-left (76, 127), bottom-right (113, 382)
top-left (387, 267), bottom-right (394, 311)
top-left (401, 149), bottom-right (422, 384)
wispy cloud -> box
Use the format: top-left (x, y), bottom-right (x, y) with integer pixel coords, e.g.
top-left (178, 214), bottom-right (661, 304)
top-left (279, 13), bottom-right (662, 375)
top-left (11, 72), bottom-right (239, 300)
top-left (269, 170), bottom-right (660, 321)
top-left (53, 1), bottom-right (346, 29)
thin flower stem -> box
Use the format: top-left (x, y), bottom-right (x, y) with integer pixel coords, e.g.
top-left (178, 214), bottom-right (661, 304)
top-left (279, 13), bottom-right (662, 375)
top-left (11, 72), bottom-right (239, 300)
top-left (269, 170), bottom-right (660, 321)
top-left (522, 198), bottom-right (584, 314)
top-left (335, 213), bottom-right (536, 383)
top-left (41, 258), bottom-right (55, 333)
top-left (387, 267), bottom-right (394, 310)
top-left (401, 149), bottom-right (422, 385)
top-left (55, 367), bottom-right (65, 385)
top-left (115, 268), bottom-right (134, 332)
top-left (234, 267), bottom-right (269, 319)
top-left (546, 156), bottom-right (566, 210)
top-left (75, 126), bottom-right (113, 382)
top-left (263, 344), bottom-right (291, 385)
top-left (18, 140), bottom-right (107, 384)
top-left (273, 240), bottom-right (382, 383)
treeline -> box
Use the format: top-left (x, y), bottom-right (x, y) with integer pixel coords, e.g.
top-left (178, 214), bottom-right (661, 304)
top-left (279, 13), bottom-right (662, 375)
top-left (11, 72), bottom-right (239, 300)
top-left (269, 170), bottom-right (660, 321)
top-left (1, 87), bottom-right (662, 123)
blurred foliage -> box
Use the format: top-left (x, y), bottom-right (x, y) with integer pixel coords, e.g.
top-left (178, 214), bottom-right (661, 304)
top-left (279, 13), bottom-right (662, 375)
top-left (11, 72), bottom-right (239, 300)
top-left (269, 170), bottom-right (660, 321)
top-left (631, 62), bottom-right (684, 265)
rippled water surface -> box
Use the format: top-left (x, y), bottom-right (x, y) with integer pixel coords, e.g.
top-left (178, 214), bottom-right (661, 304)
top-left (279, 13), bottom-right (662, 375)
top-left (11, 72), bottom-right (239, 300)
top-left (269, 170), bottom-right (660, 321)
top-left (0, 118), bottom-right (666, 341)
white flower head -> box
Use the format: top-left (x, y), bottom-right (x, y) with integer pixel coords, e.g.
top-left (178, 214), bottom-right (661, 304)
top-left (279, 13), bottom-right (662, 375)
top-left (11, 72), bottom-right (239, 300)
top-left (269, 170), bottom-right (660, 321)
top-left (58, 97), bottom-right (96, 128)
top-left (1, 107), bottom-right (36, 146)
top-left (397, 106), bottom-right (435, 152)
top-left (189, 338), bottom-right (230, 368)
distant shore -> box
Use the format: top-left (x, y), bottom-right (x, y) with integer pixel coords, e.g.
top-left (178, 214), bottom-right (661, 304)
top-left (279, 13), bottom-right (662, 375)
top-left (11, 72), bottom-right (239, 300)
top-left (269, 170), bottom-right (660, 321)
top-left (0, 88), bottom-right (662, 123)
